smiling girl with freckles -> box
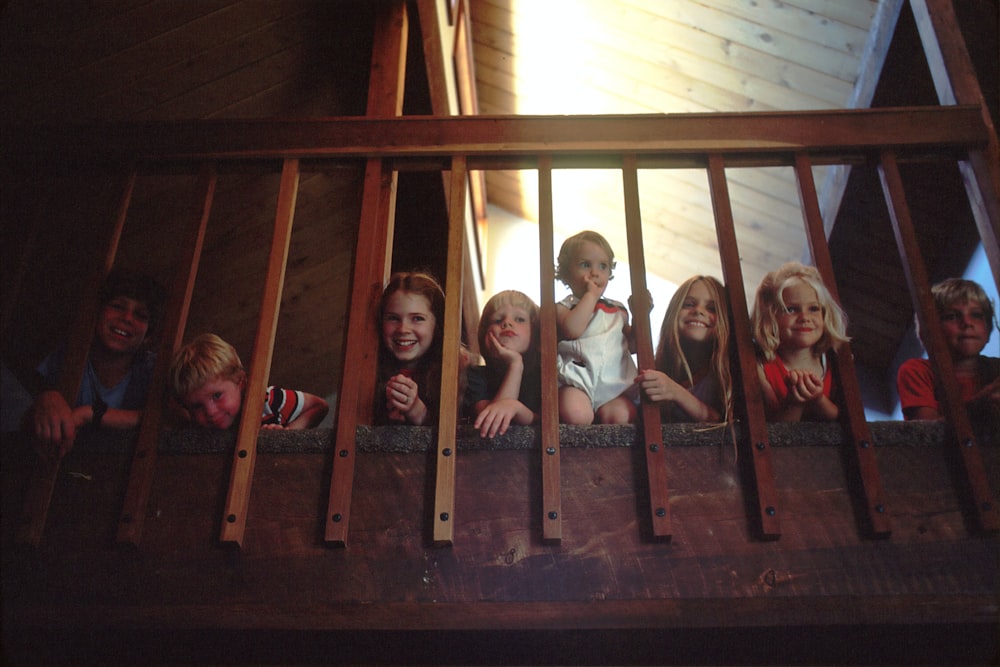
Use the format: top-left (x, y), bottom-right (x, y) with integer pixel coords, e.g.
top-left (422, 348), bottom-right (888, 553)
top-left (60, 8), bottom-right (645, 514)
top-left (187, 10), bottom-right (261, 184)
top-left (375, 271), bottom-right (464, 426)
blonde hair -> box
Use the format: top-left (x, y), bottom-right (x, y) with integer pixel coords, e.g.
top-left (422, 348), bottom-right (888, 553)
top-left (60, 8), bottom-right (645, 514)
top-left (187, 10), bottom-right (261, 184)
top-left (169, 333), bottom-right (245, 400)
top-left (751, 262), bottom-right (849, 361)
top-left (655, 275), bottom-right (732, 422)
top-left (477, 290), bottom-right (541, 368)
top-left (555, 230), bottom-right (616, 286)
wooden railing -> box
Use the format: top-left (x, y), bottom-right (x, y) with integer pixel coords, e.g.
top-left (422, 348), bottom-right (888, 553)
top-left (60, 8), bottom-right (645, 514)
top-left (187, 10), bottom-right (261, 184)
top-left (4, 105), bottom-right (998, 549)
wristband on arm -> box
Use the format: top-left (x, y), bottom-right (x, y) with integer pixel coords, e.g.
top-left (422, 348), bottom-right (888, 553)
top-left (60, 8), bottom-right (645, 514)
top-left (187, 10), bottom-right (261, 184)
top-left (92, 395), bottom-right (108, 430)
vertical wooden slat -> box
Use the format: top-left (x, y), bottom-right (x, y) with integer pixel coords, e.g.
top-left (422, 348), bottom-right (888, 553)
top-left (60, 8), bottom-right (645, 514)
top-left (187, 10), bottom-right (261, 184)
top-left (0, 187), bottom-right (43, 343)
top-left (794, 153), bottom-right (891, 538)
top-left (706, 154), bottom-right (781, 540)
top-left (878, 149), bottom-right (999, 533)
top-left (17, 169), bottom-right (136, 546)
top-left (325, 0), bottom-right (407, 546)
top-left (325, 158), bottom-right (397, 545)
top-left (432, 155), bottom-right (468, 546)
top-left (910, 0), bottom-right (1000, 290)
top-left (117, 163), bottom-right (216, 546)
top-left (219, 159), bottom-right (299, 546)
top-left (622, 154), bottom-right (671, 539)
top-left (537, 156), bottom-right (562, 544)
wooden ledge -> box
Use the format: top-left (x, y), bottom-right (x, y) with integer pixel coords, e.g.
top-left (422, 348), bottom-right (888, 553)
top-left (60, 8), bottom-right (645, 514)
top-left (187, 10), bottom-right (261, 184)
top-left (27, 419), bottom-right (968, 455)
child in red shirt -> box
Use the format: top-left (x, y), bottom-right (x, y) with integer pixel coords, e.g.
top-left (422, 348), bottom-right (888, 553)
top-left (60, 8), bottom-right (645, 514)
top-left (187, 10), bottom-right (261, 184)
top-left (897, 278), bottom-right (1000, 424)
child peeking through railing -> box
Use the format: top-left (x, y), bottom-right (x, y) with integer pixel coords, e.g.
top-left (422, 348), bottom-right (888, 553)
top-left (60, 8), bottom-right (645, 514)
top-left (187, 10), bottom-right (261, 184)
top-left (169, 333), bottom-right (328, 430)
top-left (466, 290), bottom-right (542, 438)
top-left (897, 277), bottom-right (1000, 427)
top-left (554, 230), bottom-right (639, 425)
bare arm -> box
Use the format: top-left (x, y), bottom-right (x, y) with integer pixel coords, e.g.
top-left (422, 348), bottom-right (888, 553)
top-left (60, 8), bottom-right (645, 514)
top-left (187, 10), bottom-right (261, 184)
top-left (636, 370), bottom-right (721, 422)
top-left (32, 390), bottom-right (78, 458)
top-left (556, 291), bottom-right (599, 340)
top-left (285, 391), bottom-right (329, 429)
top-left (903, 405), bottom-right (941, 420)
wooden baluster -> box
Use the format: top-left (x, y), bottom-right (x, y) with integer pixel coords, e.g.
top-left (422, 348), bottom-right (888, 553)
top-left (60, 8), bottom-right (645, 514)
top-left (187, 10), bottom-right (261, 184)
top-left (432, 155), bottom-right (468, 546)
top-left (794, 153), bottom-right (891, 537)
top-left (910, 0), bottom-right (1000, 289)
top-left (219, 159), bottom-right (299, 547)
top-left (325, 158), bottom-right (397, 546)
top-left (622, 154), bottom-right (671, 539)
top-left (537, 156), bottom-right (562, 544)
top-left (0, 184), bottom-right (43, 344)
top-left (17, 169), bottom-right (136, 546)
top-left (878, 149), bottom-right (999, 533)
top-left (706, 154), bottom-right (781, 539)
top-left (325, 0), bottom-right (407, 546)
top-left (117, 163), bottom-right (216, 546)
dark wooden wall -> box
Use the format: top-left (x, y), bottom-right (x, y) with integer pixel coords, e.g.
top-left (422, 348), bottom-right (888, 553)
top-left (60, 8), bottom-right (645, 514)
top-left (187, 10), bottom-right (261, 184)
top-left (0, 1), bottom-right (454, 406)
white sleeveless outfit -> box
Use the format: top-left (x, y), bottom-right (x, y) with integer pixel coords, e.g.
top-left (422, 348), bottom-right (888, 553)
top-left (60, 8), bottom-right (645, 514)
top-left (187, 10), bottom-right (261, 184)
top-left (556, 294), bottom-right (638, 410)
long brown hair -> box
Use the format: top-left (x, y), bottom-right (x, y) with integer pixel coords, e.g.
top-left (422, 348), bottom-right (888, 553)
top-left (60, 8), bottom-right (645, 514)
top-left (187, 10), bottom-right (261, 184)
top-left (654, 275), bottom-right (732, 423)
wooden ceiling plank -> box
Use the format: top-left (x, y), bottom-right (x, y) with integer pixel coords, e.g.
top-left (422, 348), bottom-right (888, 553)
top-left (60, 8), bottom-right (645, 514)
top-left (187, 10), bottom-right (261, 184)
top-left (472, 0), bottom-right (855, 109)
top-left (2, 0), bottom-right (237, 112)
top-left (8, 4), bottom-right (321, 122)
top-left (136, 41), bottom-right (318, 121)
top-left (584, 47), bottom-right (782, 114)
top-left (0, 0), bottom-right (155, 92)
top-left (781, 0), bottom-right (880, 31)
top-left (647, 44), bottom-right (848, 110)
top-left (694, 0), bottom-right (875, 57)
top-left (660, 170), bottom-right (802, 240)
top-left (0, 0), bottom-right (155, 42)
top-left (621, 0), bottom-right (868, 81)
top-left (90, 5), bottom-right (319, 119)
top-left (600, 4), bottom-right (857, 105)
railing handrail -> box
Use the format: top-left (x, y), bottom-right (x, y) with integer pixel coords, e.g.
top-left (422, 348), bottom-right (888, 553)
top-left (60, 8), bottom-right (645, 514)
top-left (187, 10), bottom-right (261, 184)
top-left (2, 106), bottom-right (989, 168)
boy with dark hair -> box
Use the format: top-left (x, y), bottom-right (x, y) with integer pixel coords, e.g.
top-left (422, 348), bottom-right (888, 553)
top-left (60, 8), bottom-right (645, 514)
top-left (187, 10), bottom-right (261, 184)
top-left (32, 268), bottom-right (166, 457)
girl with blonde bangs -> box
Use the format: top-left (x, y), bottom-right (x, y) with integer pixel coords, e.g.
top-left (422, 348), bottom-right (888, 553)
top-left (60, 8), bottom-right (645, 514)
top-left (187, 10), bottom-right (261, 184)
top-left (467, 290), bottom-right (542, 437)
top-left (751, 262), bottom-right (849, 422)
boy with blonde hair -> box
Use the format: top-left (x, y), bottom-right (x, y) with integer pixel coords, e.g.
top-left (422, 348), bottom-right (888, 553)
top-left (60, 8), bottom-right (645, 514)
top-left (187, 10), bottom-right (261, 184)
top-left (169, 333), bottom-right (328, 430)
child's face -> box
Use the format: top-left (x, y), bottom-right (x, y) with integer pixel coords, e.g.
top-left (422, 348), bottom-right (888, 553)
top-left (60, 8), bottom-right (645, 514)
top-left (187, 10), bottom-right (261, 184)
top-left (181, 377), bottom-right (245, 430)
top-left (940, 300), bottom-right (991, 360)
top-left (486, 304), bottom-right (533, 356)
top-left (677, 280), bottom-right (718, 344)
top-left (776, 281), bottom-right (824, 351)
top-left (564, 240), bottom-right (612, 298)
top-left (382, 290), bottom-right (436, 367)
top-left (95, 296), bottom-right (151, 356)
